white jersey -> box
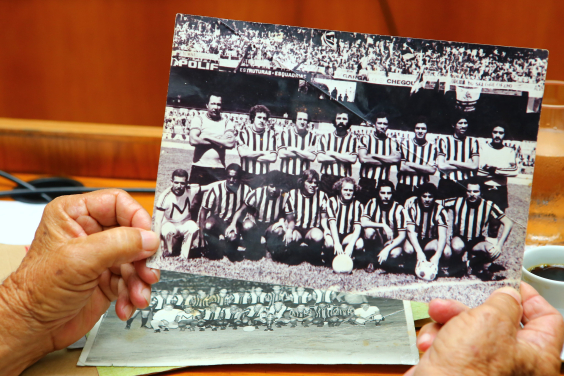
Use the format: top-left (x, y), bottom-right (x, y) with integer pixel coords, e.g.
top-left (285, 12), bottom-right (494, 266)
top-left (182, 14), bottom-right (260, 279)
top-left (478, 142), bottom-right (517, 185)
top-left (155, 186), bottom-right (199, 223)
top-left (192, 114), bottom-right (234, 168)
top-left (355, 306), bottom-right (380, 319)
top-left (153, 309), bottom-right (183, 322)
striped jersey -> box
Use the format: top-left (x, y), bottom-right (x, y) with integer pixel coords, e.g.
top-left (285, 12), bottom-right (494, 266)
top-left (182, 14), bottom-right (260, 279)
top-left (443, 197), bottom-right (505, 241)
top-left (290, 308), bottom-right (311, 319)
top-left (244, 187), bottom-right (288, 224)
top-left (397, 138), bottom-right (438, 188)
top-left (188, 295), bottom-right (212, 308)
top-left (362, 200), bottom-right (407, 238)
top-left (313, 289), bottom-right (335, 304)
top-left (327, 197), bottom-right (363, 235)
top-left (284, 188), bottom-right (328, 229)
top-left (155, 186), bottom-right (196, 223)
top-left (358, 132), bottom-right (400, 181)
top-left (279, 128), bottom-right (319, 175)
top-left (314, 305), bottom-right (333, 319)
top-left (202, 181), bottom-right (252, 223)
top-left (237, 127), bottom-right (277, 174)
top-left (404, 199), bottom-right (448, 242)
top-left (332, 306), bottom-right (355, 317)
top-left (319, 131), bottom-right (358, 176)
top-left (437, 135), bottom-right (479, 181)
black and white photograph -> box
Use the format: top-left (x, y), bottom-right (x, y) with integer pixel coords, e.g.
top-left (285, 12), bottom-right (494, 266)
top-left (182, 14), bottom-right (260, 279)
top-left (78, 271), bottom-right (418, 367)
top-left (147, 14), bottom-right (548, 307)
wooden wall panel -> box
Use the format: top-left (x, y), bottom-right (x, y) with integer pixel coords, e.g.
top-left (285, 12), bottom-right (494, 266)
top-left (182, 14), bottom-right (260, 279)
top-left (0, 0), bottom-right (562, 129)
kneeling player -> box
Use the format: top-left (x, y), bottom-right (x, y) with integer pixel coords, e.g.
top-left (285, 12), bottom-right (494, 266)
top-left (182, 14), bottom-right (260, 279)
top-left (443, 178), bottom-right (513, 280)
top-left (403, 183), bottom-right (451, 280)
top-left (150, 304), bottom-right (183, 333)
top-left (154, 169), bottom-right (207, 259)
top-left (199, 164), bottom-right (251, 261)
top-left (325, 177), bottom-right (364, 268)
top-left (361, 180), bottom-right (407, 272)
top-left (267, 170), bottom-right (329, 265)
top-left (225, 170), bottom-right (288, 260)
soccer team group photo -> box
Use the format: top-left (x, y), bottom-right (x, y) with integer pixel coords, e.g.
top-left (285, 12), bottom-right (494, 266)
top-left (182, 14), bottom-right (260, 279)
top-left (147, 15), bottom-right (546, 305)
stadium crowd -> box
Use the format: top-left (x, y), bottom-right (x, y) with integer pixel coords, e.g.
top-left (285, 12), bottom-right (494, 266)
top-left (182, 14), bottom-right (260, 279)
top-left (171, 16), bottom-right (547, 84)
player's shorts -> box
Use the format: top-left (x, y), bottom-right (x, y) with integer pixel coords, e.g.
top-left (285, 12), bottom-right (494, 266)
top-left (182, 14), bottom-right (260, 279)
top-left (279, 172), bottom-right (300, 191)
top-left (357, 178), bottom-right (378, 204)
top-left (241, 171), bottom-right (265, 190)
top-left (482, 183), bottom-right (509, 210)
top-left (320, 174), bottom-right (344, 197)
top-left (189, 165), bottom-right (225, 185)
top-left (161, 220), bottom-right (198, 237)
top-left (438, 178), bottom-right (467, 199)
top-left (395, 183), bottom-right (417, 205)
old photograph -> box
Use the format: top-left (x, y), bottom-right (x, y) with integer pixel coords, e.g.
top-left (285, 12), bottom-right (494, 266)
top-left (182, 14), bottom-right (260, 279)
top-left (78, 271), bottom-right (418, 367)
top-left (148, 14), bottom-right (548, 307)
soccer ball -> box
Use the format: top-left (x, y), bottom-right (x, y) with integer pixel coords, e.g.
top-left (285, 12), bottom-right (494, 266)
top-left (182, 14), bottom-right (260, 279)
top-left (415, 260), bottom-right (438, 281)
top-left (333, 254), bottom-right (354, 273)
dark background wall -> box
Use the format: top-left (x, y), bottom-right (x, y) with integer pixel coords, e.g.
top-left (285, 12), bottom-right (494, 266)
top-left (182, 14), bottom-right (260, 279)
top-left (1, 0), bottom-right (562, 127)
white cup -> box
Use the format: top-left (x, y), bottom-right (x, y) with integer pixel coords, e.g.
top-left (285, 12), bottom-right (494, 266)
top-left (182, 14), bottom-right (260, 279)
top-left (521, 245), bottom-right (564, 360)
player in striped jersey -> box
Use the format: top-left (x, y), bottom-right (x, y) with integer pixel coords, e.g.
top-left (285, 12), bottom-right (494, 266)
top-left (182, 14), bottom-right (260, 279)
top-left (403, 183), bottom-right (451, 279)
top-left (443, 178), bottom-right (513, 280)
top-left (237, 105), bottom-right (278, 189)
top-left (153, 169), bottom-right (211, 260)
top-left (268, 170), bottom-right (329, 265)
top-left (437, 116), bottom-right (480, 199)
top-left (225, 171), bottom-right (287, 260)
top-left (200, 164), bottom-right (252, 262)
top-left (277, 109), bottom-right (319, 190)
top-left (357, 113), bottom-right (401, 204)
top-left (325, 177), bottom-right (365, 267)
top-left (361, 180), bottom-right (407, 272)
top-left (316, 112), bottom-right (358, 196)
top-left (396, 117), bottom-right (438, 204)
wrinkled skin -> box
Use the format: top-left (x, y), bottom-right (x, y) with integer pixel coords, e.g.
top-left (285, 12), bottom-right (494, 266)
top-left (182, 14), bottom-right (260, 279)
top-left (405, 284), bottom-right (564, 376)
top-left (0, 190), bottom-right (160, 375)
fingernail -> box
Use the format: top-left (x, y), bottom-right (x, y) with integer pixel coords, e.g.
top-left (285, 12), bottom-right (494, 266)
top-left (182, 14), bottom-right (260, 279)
top-left (124, 304), bottom-right (133, 320)
top-left (493, 287), bottom-right (521, 304)
top-left (151, 268), bottom-right (161, 282)
top-left (417, 333), bottom-right (431, 347)
top-left (143, 287), bottom-right (152, 305)
top-left (141, 230), bottom-right (159, 251)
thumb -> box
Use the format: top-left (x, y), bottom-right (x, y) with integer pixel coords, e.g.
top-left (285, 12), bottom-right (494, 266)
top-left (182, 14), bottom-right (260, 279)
top-left (62, 227), bottom-right (159, 282)
top-left (480, 287), bottom-right (523, 329)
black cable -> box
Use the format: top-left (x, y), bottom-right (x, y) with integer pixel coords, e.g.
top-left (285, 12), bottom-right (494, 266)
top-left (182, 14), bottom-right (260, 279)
top-left (0, 170), bottom-right (53, 202)
top-left (1, 187), bottom-right (155, 198)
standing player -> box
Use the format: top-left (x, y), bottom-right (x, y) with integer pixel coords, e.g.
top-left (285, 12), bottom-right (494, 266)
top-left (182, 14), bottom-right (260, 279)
top-left (270, 170), bottom-right (329, 264)
top-left (361, 180), bottom-right (407, 273)
top-left (477, 121), bottom-right (517, 236)
top-left (278, 109), bottom-right (320, 190)
top-left (357, 113), bottom-right (401, 204)
top-left (225, 170), bottom-right (288, 260)
top-left (153, 169), bottom-right (208, 260)
top-left (188, 93), bottom-right (236, 218)
top-left (325, 177), bottom-right (365, 267)
top-left (403, 183), bottom-right (451, 280)
top-left (316, 111), bottom-right (358, 196)
top-left (437, 116), bottom-right (479, 199)
top-left (444, 177), bottom-right (514, 280)
top-left (237, 105), bottom-right (278, 189)
top-left (200, 164), bottom-right (252, 261)
top-left (396, 116), bottom-right (438, 204)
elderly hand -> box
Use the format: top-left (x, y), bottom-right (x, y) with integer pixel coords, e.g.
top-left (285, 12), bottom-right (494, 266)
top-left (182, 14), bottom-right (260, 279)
top-left (405, 282), bottom-right (564, 376)
top-left (0, 190), bottom-right (160, 375)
